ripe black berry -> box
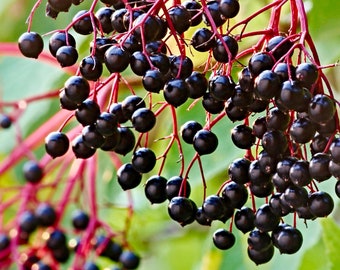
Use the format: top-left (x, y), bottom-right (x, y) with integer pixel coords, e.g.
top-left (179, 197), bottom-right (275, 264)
top-left (49, 31), bottom-right (76, 57)
top-left (248, 52), bottom-right (274, 77)
top-left (72, 135), bottom-right (96, 159)
top-left (71, 209), bottom-right (90, 230)
top-left (168, 196), bottom-right (196, 225)
top-left (209, 74), bottom-right (235, 101)
top-left (295, 62), bottom-right (319, 88)
top-left (180, 120), bottom-right (203, 144)
top-left (131, 108), bottom-right (156, 133)
top-left (254, 204), bottom-right (280, 232)
top-left (219, 0), bottom-right (240, 18)
top-left (234, 207), bottom-right (255, 233)
top-left (75, 99), bottom-right (101, 126)
top-left (80, 55), bottom-right (103, 81)
top-left (231, 124), bottom-right (255, 149)
top-left (132, 147), bottom-right (156, 173)
top-left (23, 160), bottom-right (43, 184)
top-left (308, 94), bottom-right (336, 124)
top-left (35, 203), bottom-right (57, 227)
top-left (117, 163), bottom-right (142, 190)
top-left (308, 191), bottom-right (334, 217)
top-left (64, 76), bottom-right (90, 105)
top-left (113, 127), bottom-right (135, 156)
top-left (212, 35), bottom-right (238, 63)
top-left (45, 132), bottom-right (69, 158)
top-left (191, 28), bottom-right (216, 52)
top-left (104, 45), bottom-right (130, 73)
top-left (18, 32), bottom-right (44, 59)
top-left (193, 129), bottom-right (218, 155)
top-left (119, 250), bottom-right (140, 269)
top-left (144, 175), bottom-right (167, 204)
top-left (56, 45), bottom-right (78, 67)
top-left (166, 176), bottom-right (191, 200)
top-left (168, 5), bottom-right (191, 34)
top-left (213, 229), bottom-right (235, 250)
top-left (72, 10), bottom-right (93, 35)
top-left (163, 79), bottom-right (189, 107)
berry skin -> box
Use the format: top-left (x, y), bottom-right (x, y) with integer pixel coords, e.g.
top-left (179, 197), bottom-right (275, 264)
top-left (0, 114), bottom-right (12, 128)
top-left (247, 229), bottom-right (272, 251)
top-left (163, 79), bottom-right (189, 107)
top-left (191, 28), bottom-right (215, 52)
top-left (213, 229), bottom-right (235, 250)
top-left (113, 127), bottom-right (135, 156)
top-left (23, 160), bottom-right (43, 184)
top-left (330, 138), bottom-right (340, 163)
top-left (168, 196), bottom-right (196, 225)
top-left (19, 210), bottom-right (38, 234)
top-left (193, 129), bottom-right (218, 155)
top-left (121, 95), bottom-right (146, 119)
top-left (142, 69), bottom-right (165, 93)
top-left (183, 0), bottom-right (202, 26)
top-left (71, 209), bottom-right (90, 230)
top-left (308, 94), bottom-right (336, 124)
top-left (309, 153), bottom-right (331, 182)
top-left (49, 31), bottom-right (76, 57)
top-left (228, 157), bottom-right (251, 184)
top-left (234, 207), bottom-right (255, 233)
top-left (117, 163), bottom-right (142, 190)
top-left (221, 181), bottom-right (248, 209)
top-left (71, 135), bottom-right (96, 159)
top-left (80, 55), bottom-right (103, 81)
top-left (180, 120), bottom-right (203, 144)
top-left (64, 76), bottom-right (90, 105)
top-left (248, 52), bottom-right (274, 77)
top-left (209, 74), bottom-right (235, 101)
top-left (18, 32), bottom-right (44, 59)
top-left (132, 147), bottom-right (156, 173)
top-left (75, 99), bottom-right (101, 126)
top-left (170, 55), bottom-right (193, 79)
top-left (96, 112), bottom-right (118, 137)
top-left (144, 175), bottom-right (167, 204)
top-left (266, 35), bottom-right (293, 61)
top-left (295, 62), bottom-right (319, 88)
top-left (104, 45), bottom-right (130, 73)
top-left (46, 229), bottom-right (67, 250)
top-left (308, 191), bottom-right (334, 217)
top-left (119, 250), bottom-right (140, 270)
top-left (48, 0), bottom-right (72, 12)
top-left (219, 0), bottom-right (240, 18)
top-left (254, 204), bottom-right (280, 232)
top-left (203, 0), bottom-right (226, 27)
top-left (72, 10), bottom-right (93, 35)
top-left (166, 176), bottom-right (191, 200)
top-left (168, 5), bottom-right (191, 34)
top-left (82, 124), bottom-right (105, 149)
top-left (254, 70), bottom-right (281, 100)
top-left (212, 35), bottom-right (238, 63)
top-left (95, 7), bottom-right (114, 34)
top-left (247, 244), bottom-right (274, 265)
top-left (45, 132), bottom-right (69, 158)
top-left (185, 71), bottom-right (208, 99)
top-left (131, 108), bottom-right (156, 133)
top-left (274, 225), bottom-right (303, 254)
top-left (231, 124), bottom-right (255, 149)
top-left (35, 203), bottom-right (57, 227)
top-left (56, 45), bottom-right (78, 67)
top-left (289, 117), bottom-right (316, 144)
top-left (202, 195), bottom-right (227, 220)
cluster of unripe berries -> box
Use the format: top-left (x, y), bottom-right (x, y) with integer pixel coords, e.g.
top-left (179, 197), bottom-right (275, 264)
top-left (1, 0), bottom-right (337, 268)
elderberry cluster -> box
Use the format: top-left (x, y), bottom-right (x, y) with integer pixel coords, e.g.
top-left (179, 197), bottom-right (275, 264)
top-left (1, 0), bottom-right (339, 268)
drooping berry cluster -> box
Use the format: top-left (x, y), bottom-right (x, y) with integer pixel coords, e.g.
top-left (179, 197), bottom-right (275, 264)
top-left (0, 0), bottom-right (339, 268)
